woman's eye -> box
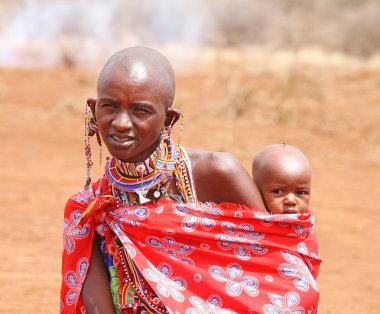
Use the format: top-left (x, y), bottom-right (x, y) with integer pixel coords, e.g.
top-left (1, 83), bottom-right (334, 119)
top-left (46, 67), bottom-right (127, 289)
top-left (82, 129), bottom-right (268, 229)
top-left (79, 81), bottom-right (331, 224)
top-left (101, 103), bottom-right (117, 109)
top-left (134, 106), bottom-right (151, 113)
top-left (135, 108), bottom-right (148, 113)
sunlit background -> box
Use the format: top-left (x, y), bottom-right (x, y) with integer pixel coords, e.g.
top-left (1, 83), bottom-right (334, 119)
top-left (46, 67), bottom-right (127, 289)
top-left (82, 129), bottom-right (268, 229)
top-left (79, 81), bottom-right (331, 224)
top-left (1, 0), bottom-right (380, 68)
top-left (1, 0), bottom-right (380, 313)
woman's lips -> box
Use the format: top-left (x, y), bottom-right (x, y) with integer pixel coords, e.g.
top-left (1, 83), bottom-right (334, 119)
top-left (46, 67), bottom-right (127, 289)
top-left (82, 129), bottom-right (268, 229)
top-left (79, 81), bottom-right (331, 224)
top-left (111, 135), bottom-right (133, 143)
top-left (109, 135), bottom-right (135, 147)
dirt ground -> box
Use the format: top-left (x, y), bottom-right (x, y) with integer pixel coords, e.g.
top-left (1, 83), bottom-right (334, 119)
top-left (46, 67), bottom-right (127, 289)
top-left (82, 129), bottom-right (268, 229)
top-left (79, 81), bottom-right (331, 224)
top-left (1, 55), bottom-right (379, 313)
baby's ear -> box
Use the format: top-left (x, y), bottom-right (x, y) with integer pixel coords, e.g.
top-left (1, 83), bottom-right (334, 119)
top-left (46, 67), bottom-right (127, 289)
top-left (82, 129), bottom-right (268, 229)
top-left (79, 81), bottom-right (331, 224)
top-left (87, 98), bottom-right (96, 116)
top-left (165, 108), bottom-right (183, 128)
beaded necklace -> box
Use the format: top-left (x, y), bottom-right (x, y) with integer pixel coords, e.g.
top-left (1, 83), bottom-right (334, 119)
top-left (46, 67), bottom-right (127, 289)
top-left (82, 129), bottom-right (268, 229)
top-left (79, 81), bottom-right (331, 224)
top-left (105, 137), bottom-right (196, 207)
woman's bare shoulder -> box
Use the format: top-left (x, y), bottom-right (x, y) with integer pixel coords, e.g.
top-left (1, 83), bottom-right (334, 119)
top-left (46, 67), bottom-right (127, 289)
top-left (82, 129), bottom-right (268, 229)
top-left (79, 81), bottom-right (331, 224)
top-left (186, 148), bottom-right (241, 177)
top-left (186, 147), bottom-right (264, 207)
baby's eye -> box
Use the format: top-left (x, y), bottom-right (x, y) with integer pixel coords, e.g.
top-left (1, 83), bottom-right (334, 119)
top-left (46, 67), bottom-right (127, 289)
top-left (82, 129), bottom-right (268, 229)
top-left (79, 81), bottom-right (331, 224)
top-left (272, 189), bottom-right (282, 195)
top-left (297, 190), bottom-right (309, 196)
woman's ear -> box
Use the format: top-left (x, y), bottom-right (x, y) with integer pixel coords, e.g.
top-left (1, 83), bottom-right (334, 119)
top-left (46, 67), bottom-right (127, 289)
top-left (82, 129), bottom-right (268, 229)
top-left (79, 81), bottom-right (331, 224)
top-left (87, 98), bottom-right (96, 117)
top-left (165, 108), bottom-right (183, 129)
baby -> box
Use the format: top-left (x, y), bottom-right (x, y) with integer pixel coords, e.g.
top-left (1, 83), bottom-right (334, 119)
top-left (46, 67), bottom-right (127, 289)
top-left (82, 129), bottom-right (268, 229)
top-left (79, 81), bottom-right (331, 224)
top-left (252, 144), bottom-right (311, 214)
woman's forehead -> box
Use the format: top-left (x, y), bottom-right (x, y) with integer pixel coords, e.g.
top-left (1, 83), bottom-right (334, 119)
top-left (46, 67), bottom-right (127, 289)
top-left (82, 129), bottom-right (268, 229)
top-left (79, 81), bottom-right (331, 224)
top-left (130, 61), bottom-right (148, 82)
top-left (100, 61), bottom-right (147, 81)
top-left (99, 61), bottom-right (168, 90)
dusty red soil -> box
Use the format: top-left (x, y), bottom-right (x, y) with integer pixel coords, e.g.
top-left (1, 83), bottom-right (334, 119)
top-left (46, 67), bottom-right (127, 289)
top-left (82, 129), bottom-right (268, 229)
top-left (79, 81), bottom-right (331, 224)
top-left (1, 61), bottom-right (379, 313)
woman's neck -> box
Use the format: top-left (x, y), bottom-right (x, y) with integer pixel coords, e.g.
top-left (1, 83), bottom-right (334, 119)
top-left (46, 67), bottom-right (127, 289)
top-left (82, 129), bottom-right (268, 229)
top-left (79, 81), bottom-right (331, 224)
top-left (115, 150), bottom-right (159, 177)
top-left (114, 137), bottom-right (164, 177)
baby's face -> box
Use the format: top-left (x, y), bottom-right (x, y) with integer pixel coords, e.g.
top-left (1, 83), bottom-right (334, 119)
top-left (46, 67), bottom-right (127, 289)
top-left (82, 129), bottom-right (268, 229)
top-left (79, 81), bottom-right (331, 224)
top-left (258, 159), bottom-right (311, 215)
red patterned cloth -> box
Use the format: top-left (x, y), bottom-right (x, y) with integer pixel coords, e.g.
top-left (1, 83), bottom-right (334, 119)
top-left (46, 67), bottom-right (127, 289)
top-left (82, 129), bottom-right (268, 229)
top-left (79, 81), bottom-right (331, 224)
top-left (61, 179), bottom-right (321, 313)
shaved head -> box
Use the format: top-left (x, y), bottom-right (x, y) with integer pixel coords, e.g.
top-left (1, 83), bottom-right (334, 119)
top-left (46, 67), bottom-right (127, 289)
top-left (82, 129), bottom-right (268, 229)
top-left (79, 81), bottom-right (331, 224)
top-left (253, 144), bottom-right (311, 185)
top-left (97, 47), bottom-right (175, 108)
top-left (252, 144), bottom-right (312, 214)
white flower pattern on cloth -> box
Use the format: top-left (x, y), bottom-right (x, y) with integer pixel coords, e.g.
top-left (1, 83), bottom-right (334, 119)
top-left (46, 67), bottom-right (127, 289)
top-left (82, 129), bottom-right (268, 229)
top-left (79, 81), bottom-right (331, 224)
top-left (290, 224), bottom-right (308, 238)
top-left (278, 252), bottom-right (319, 292)
top-left (71, 186), bottom-right (94, 204)
top-left (255, 212), bottom-right (299, 227)
top-left (296, 242), bottom-right (320, 274)
top-left (64, 258), bottom-right (88, 306)
top-left (186, 294), bottom-right (237, 314)
top-left (110, 221), bottom-right (136, 257)
top-left (63, 210), bottom-right (90, 254)
top-left (209, 263), bottom-right (259, 297)
top-left (145, 236), bottom-right (195, 264)
top-left (255, 212), bottom-right (275, 226)
top-left (173, 203), bottom-right (223, 232)
top-left (216, 222), bottom-right (267, 260)
top-left (143, 260), bottom-right (187, 303)
top-left (297, 242), bottom-right (309, 255)
top-left (113, 206), bottom-right (150, 226)
top-left (263, 291), bottom-right (305, 314)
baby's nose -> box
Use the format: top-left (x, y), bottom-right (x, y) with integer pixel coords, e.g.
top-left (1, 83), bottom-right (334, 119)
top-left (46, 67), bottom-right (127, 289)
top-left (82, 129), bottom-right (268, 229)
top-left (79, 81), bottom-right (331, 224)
top-left (284, 193), bottom-right (297, 204)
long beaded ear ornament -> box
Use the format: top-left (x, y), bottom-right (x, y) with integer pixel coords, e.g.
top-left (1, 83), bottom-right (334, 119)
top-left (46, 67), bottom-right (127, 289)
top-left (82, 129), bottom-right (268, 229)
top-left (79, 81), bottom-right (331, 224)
top-left (87, 111), bottom-right (102, 166)
top-left (161, 112), bottom-right (176, 140)
top-left (84, 105), bottom-right (94, 190)
top-left (177, 113), bottom-right (184, 145)
top-left (84, 103), bottom-right (103, 190)
top-left (161, 111), bottom-right (184, 142)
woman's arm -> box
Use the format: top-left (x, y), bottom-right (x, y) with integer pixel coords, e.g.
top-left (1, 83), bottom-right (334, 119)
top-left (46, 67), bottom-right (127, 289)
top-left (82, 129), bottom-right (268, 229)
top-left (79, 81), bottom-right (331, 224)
top-left (188, 149), bottom-right (265, 208)
top-left (82, 235), bottom-right (115, 314)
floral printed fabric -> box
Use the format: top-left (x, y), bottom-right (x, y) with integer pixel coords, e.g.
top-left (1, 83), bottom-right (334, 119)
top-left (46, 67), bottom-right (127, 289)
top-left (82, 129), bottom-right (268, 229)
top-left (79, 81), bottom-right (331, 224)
top-left (60, 181), bottom-right (321, 314)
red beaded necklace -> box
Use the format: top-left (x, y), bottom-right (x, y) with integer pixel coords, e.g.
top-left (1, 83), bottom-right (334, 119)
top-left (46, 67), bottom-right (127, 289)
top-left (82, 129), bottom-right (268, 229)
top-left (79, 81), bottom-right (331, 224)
top-left (106, 138), bottom-right (196, 207)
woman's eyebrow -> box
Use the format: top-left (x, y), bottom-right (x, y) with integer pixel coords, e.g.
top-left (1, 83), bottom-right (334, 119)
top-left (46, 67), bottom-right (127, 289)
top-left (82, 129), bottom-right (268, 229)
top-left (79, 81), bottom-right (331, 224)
top-left (98, 96), bottom-right (117, 102)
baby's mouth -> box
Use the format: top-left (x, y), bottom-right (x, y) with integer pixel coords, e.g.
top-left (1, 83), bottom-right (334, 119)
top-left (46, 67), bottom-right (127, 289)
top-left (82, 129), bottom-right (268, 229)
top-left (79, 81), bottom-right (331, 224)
top-left (283, 207), bottom-right (297, 214)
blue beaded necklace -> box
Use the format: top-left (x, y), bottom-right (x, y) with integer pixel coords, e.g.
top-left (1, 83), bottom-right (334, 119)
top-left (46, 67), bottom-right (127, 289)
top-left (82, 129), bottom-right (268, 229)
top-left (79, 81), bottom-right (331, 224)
top-left (106, 138), bottom-right (180, 206)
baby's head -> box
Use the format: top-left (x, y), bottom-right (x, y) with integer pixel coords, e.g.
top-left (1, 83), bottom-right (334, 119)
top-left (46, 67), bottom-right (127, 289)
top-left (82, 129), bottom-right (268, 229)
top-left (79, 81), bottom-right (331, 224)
top-left (252, 144), bottom-right (311, 214)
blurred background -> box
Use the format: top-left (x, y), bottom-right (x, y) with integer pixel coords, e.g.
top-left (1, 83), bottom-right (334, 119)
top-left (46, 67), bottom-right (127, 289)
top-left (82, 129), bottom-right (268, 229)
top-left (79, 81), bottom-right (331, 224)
top-left (1, 0), bottom-right (380, 67)
top-left (1, 0), bottom-right (379, 313)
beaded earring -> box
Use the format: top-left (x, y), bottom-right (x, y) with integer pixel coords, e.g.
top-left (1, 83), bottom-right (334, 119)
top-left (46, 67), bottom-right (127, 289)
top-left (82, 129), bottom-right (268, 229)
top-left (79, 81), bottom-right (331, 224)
top-left (88, 113), bottom-right (102, 165)
top-left (161, 126), bottom-right (171, 140)
top-left (84, 105), bottom-right (94, 190)
top-left (84, 103), bottom-right (102, 190)
top-left (161, 111), bottom-right (184, 142)
top-left (177, 113), bottom-right (184, 145)
top-left (161, 116), bottom-right (173, 140)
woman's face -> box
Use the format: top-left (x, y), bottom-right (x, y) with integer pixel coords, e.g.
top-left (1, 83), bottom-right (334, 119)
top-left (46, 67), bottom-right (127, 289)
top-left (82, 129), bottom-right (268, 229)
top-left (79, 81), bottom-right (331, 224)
top-left (94, 65), bottom-right (169, 163)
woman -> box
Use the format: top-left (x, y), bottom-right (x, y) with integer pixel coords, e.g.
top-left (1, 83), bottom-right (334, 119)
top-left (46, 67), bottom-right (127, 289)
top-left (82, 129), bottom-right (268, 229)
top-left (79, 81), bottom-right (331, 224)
top-left (61, 47), bottom-right (320, 313)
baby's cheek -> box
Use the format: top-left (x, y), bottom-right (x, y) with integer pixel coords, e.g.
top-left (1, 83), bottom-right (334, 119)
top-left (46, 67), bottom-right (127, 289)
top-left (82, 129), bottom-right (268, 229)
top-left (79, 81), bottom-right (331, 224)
top-left (300, 202), bottom-right (310, 213)
top-left (267, 201), bottom-right (283, 214)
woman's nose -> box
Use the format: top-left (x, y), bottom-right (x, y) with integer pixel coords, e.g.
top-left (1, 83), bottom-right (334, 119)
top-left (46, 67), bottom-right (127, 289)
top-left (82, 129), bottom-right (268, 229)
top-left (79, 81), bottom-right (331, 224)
top-left (112, 110), bottom-right (133, 130)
